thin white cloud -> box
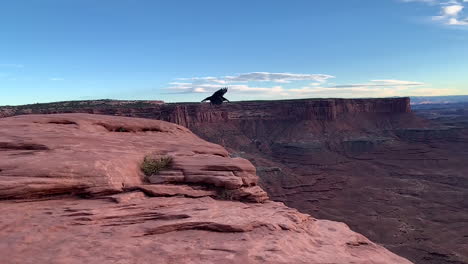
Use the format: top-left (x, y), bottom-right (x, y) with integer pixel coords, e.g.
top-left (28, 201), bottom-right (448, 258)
top-left (167, 72), bottom-right (428, 99)
top-left (291, 80), bottom-right (437, 98)
top-left (326, 80), bottom-right (424, 89)
top-left (224, 72), bottom-right (334, 83)
top-left (448, 17), bottom-right (468, 24)
top-left (402, 0), bottom-right (468, 27)
top-left (443, 5), bottom-right (464, 16)
top-left (168, 72), bottom-right (335, 94)
top-left (179, 72), bottom-right (334, 84)
top-left (371, 79), bottom-right (425, 85)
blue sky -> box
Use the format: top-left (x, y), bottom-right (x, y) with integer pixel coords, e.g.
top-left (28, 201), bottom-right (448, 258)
top-left (1, 0), bottom-right (467, 105)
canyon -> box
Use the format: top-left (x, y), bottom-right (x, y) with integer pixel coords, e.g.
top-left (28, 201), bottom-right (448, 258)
top-left (1, 97), bottom-right (467, 264)
top-left (0, 114), bottom-right (410, 264)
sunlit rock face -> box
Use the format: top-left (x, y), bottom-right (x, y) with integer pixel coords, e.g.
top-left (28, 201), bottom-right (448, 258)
top-left (0, 113), bottom-right (412, 264)
top-left (2, 97), bottom-right (467, 263)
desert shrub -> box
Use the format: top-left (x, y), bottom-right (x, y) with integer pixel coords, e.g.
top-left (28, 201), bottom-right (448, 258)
top-left (140, 155), bottom-right (172, 176)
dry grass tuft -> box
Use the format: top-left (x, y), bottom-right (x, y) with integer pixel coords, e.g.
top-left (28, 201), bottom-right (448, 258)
top-left (140, 155), bottom-right (173, 176)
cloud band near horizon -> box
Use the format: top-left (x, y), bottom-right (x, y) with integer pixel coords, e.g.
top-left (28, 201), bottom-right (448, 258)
top-left (166, 72), bottom-right (449, 98)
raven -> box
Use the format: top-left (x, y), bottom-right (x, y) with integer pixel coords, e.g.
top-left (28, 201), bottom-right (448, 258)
top-left (201, 87), bottom-right (230, 105)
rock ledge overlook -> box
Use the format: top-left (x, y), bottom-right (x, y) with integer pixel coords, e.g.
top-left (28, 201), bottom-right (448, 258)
top-left (0, 114), bottom-right (411, 264)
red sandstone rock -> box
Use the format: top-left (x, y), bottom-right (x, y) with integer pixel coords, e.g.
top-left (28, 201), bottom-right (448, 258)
top-left (229, 186), bottom-right (269, 203)
top-left (1, 98), bottom-right (464, 264)
top-left (0, 195), bottom-right (412, 264)
top-left (0, 114), bottom-right (262, 201)
top-left (0, 113), bottom-right (412, 264)
top-left (133, 184), bottom-right (217, 198)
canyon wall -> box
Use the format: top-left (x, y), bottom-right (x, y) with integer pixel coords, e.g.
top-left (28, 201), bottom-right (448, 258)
top-left (157, 98), bottom-right (411, 127)
top-left (2, 97), bottom-right (467, 264)
top-left (1, 98), bottom-right (411, 126)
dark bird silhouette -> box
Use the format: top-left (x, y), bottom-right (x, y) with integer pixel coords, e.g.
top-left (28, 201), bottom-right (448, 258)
top-left (201, 87), bottom-right (230, 105)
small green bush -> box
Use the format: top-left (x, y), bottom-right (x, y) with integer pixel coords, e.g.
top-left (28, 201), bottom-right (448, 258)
top-left (140, 155), bottom-right (172, 176)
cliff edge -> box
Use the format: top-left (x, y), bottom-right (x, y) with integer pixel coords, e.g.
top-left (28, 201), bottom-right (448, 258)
top-left (0, 114), bottom-right (411, 264)
top-left (0, 98), bottom-right (411, 127)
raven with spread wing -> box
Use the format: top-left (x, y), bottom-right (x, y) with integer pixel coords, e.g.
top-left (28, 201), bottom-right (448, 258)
top-left (201, 87), bottom-right (230, 105)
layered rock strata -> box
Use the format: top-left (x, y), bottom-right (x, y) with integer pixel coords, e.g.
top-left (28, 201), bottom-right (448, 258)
top-left (0, 114), bottom-right (411, 264)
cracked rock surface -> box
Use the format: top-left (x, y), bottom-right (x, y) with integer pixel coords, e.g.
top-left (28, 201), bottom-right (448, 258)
top-left (0, 114), bottom-right (411, 264)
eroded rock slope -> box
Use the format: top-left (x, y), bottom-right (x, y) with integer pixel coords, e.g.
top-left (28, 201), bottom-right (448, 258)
top-left (2, 98), bottom-right (466, 264)
top-left (0, 114), bottom-right (411, 264)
